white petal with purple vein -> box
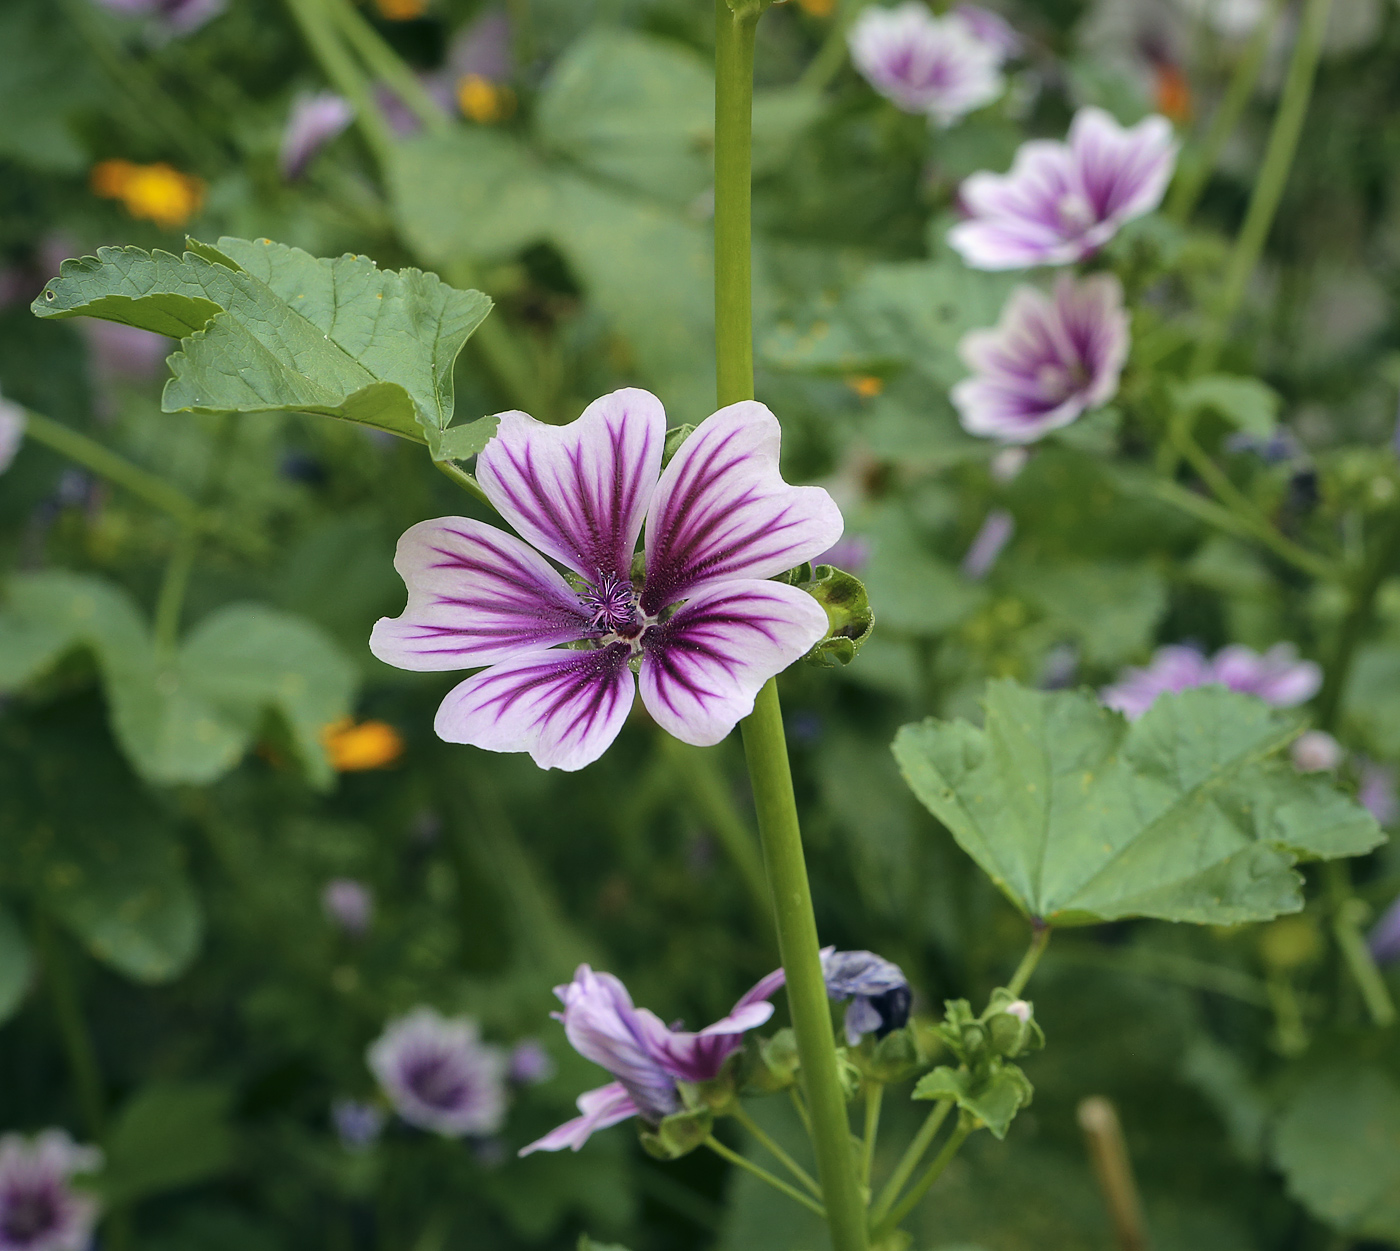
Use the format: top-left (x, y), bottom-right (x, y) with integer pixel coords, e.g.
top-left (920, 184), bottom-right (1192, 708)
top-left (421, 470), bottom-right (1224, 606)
top-left (517, 1081), bottom-right (639, 1155)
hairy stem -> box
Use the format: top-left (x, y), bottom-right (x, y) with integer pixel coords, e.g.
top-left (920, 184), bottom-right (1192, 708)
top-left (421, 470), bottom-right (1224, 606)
top-left (1191, 0), bottom-right (1334, 376)
top-left (869, 1099), bottom-right (953, 1228)
top-left (716, 3), bottom-right (869, 1247)
top-left (876, 1118), bottom-right (972, 1237)
top-left (704, 1135), bottom-right (829, 1220)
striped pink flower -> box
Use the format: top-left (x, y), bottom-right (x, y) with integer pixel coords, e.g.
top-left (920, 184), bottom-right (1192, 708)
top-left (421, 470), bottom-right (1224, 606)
top-left (371, 390), bottom-right (841, 771)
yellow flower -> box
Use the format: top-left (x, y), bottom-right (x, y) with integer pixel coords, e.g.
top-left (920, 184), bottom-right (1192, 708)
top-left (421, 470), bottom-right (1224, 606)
top-left (90, 160), bottom-right (205, 229)
top-left (846, 374), bottom-right (884, 399)
top-left (456, 74), bottom-right (516, 124)
top-left (374, 0), bottom-right (427, 18)
top-left (321, 717), bottom-right (405, 772)
top-left (796, 0), bottom-right (836, 15)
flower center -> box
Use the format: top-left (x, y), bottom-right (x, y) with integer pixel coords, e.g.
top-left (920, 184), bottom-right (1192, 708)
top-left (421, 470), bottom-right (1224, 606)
top-left (403, 1050), bottom-right (472, 1113)
top-left (1056, 191), bottom-right (1094, 231)
top-left (1, 1187), bottom-right (60, 1244)
top-left (582, 575), bottom-right (644, 640)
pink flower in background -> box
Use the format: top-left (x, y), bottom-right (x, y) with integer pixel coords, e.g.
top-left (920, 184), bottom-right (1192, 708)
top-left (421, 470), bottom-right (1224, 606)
top-left (848, 3), bottom-right (1006, 127)
top-left (508, 1039), bottom-right (556, 1086)
top-left (368, 1008), bottom-right (508, 1137)
top-left (93, 0), bottom-right (225, 35)
top-left (1101, 643), bottom-right (1321, 720)
top-left (1290, 730), bottom-right (1343, 773)
top-left (0, 1131), bottom-right (102, 1251)
top-left (321, 878), bottom-right (374, 936)
top-left (279, 92), bottom-right (354, 180)
top-left (950, 107), bottom-right (1177, 269)
top-left (961, 508), bottom-right (1015, 578)
top-left (520, 964), bottom-right (784, 1154)
top-left (952, 274), bottom-right (1129, 443)
top-left (371, 389), bottom-right (841, 772)
top-left (0, 393), bottom-right (25, 477)
top-left (1359, 761), bottom-right (1398, 827)
top-left (953, 4), bottom-right (1022, 58)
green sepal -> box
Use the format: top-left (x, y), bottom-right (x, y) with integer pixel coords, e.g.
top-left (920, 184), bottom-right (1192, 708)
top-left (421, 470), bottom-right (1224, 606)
top-left (865, 1026), bottom-right (921, 1084)
top-left (912, 1062), bottom-right (1033, 1140)
top-left (683, 1052), bottom-right (741, 1114)
top-left (638, 1106), bottom-right (713, 1160)
top-left (662, 424), bottom-right (695, 468)
top-left (795, 565), bottom-right (875, 668)
top-left (742, 1027), bottom-right (800, 1094)
top-left (835, 1047), bottom-right (863, 1102)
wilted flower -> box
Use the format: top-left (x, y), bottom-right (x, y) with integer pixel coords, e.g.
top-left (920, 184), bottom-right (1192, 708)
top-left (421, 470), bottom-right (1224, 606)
top-left (1101, 643), bottom-right (1321, 720)
top-left (1359, 761), bottom-right (1398, 827)
top-left (949, 107), bottom-right (1177, 269)
top-left (368, 1008), bottom-right (509, 1137)
top-left (821, 949), bottom-right (912, 1045)
top-left (848, 3), bottom-right (1006, 127)
top-left (1369, 896), bottom-right (1400, 964)
top-left (331, 1099), bottom-right (385, 1151)
top-left (92, 0), bottom-right (225, 36)
top-left (370, 389), bottom-right (841, 772)
top-left (519, 964), bottom-right (784, 1154)
top-left (0, 1131), bottom-right (102, 1251)
top-left (953, 4), bottom-right (1022, 58)
top-left (952, 274), bottom-right (1129, 443)
top-left (0, 394), bottom-right (26, 477)
top-left (1290, 730), bottom-right (1343, 773)
top-left (279, 92), bottom-right (354, 181)
top-left (90, 160), bottom-right (205, 229)
top-left (321, 878), bottom-right (374, 936)
top-left (961, 509), bottom-right (1015, 579)
top-left (321, 718), bottom-right (404, 771)
top-left (508, 1039), bottom-right (556, 1086)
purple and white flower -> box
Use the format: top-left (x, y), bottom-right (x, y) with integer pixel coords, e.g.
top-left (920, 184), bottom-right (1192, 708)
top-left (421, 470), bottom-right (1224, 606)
top-left (950, 107), bottom-right (1178, 270)
top-left (1101, 643), bottom-right (1321, 720)
top-left (279, 92), bottom-right (354, 181)
top-left (848, 3), bottom-right (1006, 127)
top-left (370, 389), bottom-right (841, 772)
top-left (321, 878), bottom-right (374, 937)
top-left (821, 949), bottom-right (912, 1045)
top-left (368, 1008), bottom-right (509, 1137)
top-left (952, 4), bottom-right (1022, 59)
top-left (92, 0), bottom-right (225, 36)
top-left (0, 393), bottom-right (25, 477)
top-left (0, 1131), bottom-right (102, 1251)
top-left (952, 274), bottom-right (1129, 443)
top-left (519, 964), bottom-right (784, 1155)
top-left (961, 508), bottom-right (1015, 578)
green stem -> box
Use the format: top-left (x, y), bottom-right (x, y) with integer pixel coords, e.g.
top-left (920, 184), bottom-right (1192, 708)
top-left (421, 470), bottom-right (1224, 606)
top-left (323, 0), bottom-right (451, 133)
top-left (1166, 0), bottom-right (1286, 222)
top-left (797, 0), bottom-right (870, 93)
top-left (869, 1099), bottom-right (953, 1228)
top-left (433, 458), bottom-right (495, 509)
top-left (731, 1103), bottom-right (823, 1198)
top-left (1006, 923), bottom-right (1050, 998)
top-left (704, 1135), bottom-right (829, 1220)
top-left (35, 916), bottom-right (106, 1139)
top-left (716, 4), bottom-right (868, 1249)
top-left (1191, 0), bottom-right (1334, 376)
top-left (789, 1086), bottom-right (813, 1136)
top-left (875, 1119), bottom-right (971, 1238)
top-left (21, 411), bottom-right (204, 527)
top-left (860, 1081), bottom-right (883, 1190)
top-left (153, 527), bottom-right (200, 657)
top-left (1327, 863), bottom-right (1397, 1028)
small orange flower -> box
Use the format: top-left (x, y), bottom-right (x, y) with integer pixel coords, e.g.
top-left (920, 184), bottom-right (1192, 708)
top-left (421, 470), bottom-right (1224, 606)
top-left (796, 0), bottom-right (836, 14)
top-left (846, 374), bottom-right (884, 399)
top-left (456, 74), bottom-right (516, 124)
top-left (90, 159), bottom-right (205, 229)
top-left (375, 0), bottom-right (427, 18)
top-left (1153, 63), bottom-right (1192, 125)
top-left (321, 717), bottom-right (405, 772)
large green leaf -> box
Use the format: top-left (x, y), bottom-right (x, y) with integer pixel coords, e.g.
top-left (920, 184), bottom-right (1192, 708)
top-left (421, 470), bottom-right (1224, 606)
top-left (102, 1082), bottom-right (237, 1204)
top-left (1274, 1066), bottom-right (1400, 1241)
top-left (891, 680), bottom-right (1382, 926)
top-left (0, 902), bottom-right (32, 1024)
top-left (30, 238), bottom-right (491, 449)
top-left (0, 572), bottom-right (357, 788)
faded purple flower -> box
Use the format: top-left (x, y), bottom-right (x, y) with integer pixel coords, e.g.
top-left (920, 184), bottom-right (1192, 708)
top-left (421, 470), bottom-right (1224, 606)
top-left (93, 0), bottom-right (225, 35)
top-left (368, 1008), bottom-right (509, 1137)
top-left (370, 389), bottom-right (841, 772)
top-left (953, 274), bottom-right (1129, 443)
top-left (0, 394), bottom-right (26, 477)
top-left (814, 535), bottom-right (871, 574)
top-left (331, 1099), bottom-right (385, 1151)
top-left (1290, 730), bottom-right (1343, 774)
top-left (848, 3), bottom-right (1006, 127)
top-left (1360, 762), bottom-right (1398, 828)
top-left (280, 92), bottom-right (354, 181)
top-left (321, 878), bottom-right (374, 937)
top-left (1101, 643), bottom-right (1321, 720)
top-left (953, 4), bottom-right (1022, 58)
top-left (1369, 896), bottom-right (1400, 964)
top-left (519, 964), bottom-right (784, 1154)
top-left (950, 107), bottom-right (1177, 269)
top-left (962, 508), bottom-right (1015, 579)
top-left (446, 8), bottom-right (512, 82)
top-left (821, 949), bottom-right (912, 1045)
top-left (0, 1131), bottom-right (101, 1251)
top-left (508, 1039), bottom-right (555, 1086)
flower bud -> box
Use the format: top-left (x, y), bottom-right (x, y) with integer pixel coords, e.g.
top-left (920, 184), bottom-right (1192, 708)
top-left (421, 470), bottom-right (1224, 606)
top-left (639, 1107), bottom-right (713, 1160)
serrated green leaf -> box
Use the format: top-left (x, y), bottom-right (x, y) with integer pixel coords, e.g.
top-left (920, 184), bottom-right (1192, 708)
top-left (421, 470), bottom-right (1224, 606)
top-left (892, 680), bottom-right (1383, 926)
top-left (913, 1064), bottom-right (1033, 1139)
top-left (0, 902), bottom-right (33, 1024)
top-left (1176, 374), bottom-right (1279, 438)
top-left (102, 1081), bottom-right (236, 1205)
top-left (31, 238), bottom-right (491, 444)
top-left (436, 414), bottom-right (500, 462)
top-left (1274, 1066), bottom-right (1400, 1240)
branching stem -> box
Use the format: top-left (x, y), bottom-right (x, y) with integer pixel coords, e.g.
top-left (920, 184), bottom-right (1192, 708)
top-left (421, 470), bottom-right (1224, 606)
top-left (704, 1135), bottom-right (828, 1220)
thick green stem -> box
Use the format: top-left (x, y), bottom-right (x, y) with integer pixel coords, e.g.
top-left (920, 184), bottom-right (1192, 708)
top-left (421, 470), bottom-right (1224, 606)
top-left (705, 1135), bottom-right (829, 1220)
top-left (1006, 924), bottom-right (1050, 998)
top-left (1167, 0), bottom-right (1286, 222)
top-left (731, 1103), bottom-right (823, 1198)
top-left (1191, 0), bottom-right (1333, 376)
top-left (876, 1119), bottom-right (972, 1238)
top-left (715, 4), bottom-right (869, 1248)
top-left (869, 1099), bottom-right (953, 1228)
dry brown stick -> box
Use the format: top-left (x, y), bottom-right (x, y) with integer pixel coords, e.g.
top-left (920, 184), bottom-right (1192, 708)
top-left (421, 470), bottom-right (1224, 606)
top-left (1078, 1096), bottom-right (1152, 1251)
